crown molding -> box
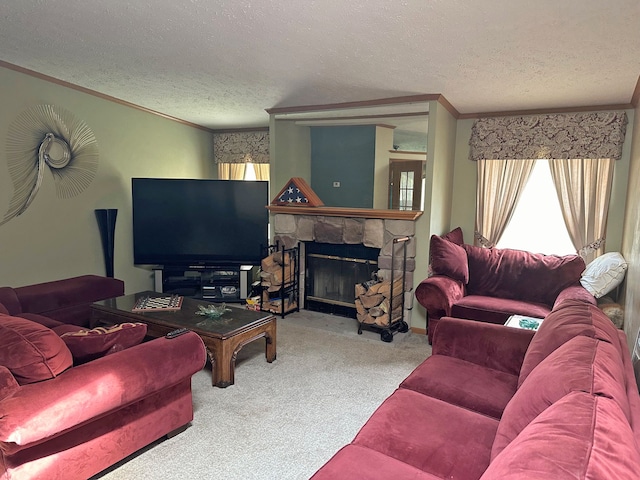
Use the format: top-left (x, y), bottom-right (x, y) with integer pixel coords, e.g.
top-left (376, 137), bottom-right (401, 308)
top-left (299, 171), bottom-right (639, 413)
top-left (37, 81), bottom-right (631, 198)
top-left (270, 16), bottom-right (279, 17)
top-left (0, 59), bottom-right (215, 133)
top-left (457, 102), bottom-right (635, 120)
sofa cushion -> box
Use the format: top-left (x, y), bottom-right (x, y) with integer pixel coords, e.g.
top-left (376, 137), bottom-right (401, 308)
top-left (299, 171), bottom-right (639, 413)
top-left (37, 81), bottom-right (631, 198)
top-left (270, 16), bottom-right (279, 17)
top-left (57, 322), bottom-right (147, 364)
top-left (463, 244), bottom-right (585, 306)
top-left (400, 355), bottom-right (518, 419)
top-left (492, 336), bottom-right (631, 459)
top-left (452, 295), bottom-right (550, 325)
top-left (0, 315), bottom-right (73, 384)
top-left (310, 444), bottom-right (443, 480)
top-left (580, 252), bottom-right (628, 298)
top-left (518, 300), bottom-right (622, 387)
top-left (353, 388), bottom-right (499, 480)
top-left (481, 393), bottom-right (640, 480)
top-left (430, 234), bottom-right (469, 283)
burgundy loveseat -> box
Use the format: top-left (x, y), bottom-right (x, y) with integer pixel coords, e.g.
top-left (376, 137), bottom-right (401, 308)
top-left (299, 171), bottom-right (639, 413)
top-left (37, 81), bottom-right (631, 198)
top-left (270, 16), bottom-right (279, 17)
top-left (415, 228), bottom-right (595, 342)
top-left (311, 299), bottom-right (640, 479)
top-left (0, 275), bottom-right (207, 480)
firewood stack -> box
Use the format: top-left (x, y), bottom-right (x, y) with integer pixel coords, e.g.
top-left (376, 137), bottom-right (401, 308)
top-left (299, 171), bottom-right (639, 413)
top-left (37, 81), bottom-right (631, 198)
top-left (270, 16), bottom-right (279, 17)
top-left (355, 277), bottom-right (404, 327)
top-left (260, 249), bottom-right (297, 313)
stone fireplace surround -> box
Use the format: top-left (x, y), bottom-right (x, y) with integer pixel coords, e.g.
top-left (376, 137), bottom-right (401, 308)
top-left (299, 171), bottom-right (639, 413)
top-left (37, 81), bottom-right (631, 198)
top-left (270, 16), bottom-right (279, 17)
top-left (268, 206), bottom-right (421, 327)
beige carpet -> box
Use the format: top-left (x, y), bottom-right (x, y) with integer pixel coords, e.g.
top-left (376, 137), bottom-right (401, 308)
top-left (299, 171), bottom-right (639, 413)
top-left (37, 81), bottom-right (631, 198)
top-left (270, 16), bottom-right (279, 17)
top-left (95, 310), bottom-right (431, 480)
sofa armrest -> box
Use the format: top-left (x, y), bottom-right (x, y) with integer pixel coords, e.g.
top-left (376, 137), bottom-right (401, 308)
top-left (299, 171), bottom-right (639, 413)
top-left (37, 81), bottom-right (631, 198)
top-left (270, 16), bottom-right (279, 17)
top-left (0, 331), bottom-right (206, 450)
top-left (432, 317), bottom-right (535, 376)
top-left (414, 275), bottom-right (464, 320)
top-left (553, 284), bottom-right (596, 308)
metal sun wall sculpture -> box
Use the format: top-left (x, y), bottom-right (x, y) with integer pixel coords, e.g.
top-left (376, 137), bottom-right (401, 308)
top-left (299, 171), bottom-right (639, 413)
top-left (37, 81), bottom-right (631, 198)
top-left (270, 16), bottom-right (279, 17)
top-left (2, 105), bottom-right (99, 226)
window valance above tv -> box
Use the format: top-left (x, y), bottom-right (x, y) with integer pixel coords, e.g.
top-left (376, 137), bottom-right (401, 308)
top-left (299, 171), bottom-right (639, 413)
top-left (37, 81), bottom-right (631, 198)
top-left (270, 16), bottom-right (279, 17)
top-left (213, 131), bottom-right (270, 164)
top-left (469, 111), bottom-right (628, 161)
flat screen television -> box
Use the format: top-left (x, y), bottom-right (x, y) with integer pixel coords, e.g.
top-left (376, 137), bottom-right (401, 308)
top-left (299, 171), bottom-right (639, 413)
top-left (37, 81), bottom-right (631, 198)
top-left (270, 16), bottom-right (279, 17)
top-left (132, 178), bottom-right (269, 266)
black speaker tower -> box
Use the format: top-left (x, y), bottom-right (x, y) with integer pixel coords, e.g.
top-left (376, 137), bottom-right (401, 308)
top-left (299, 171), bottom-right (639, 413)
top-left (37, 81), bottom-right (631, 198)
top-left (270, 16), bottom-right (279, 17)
top-left (95, 209), bottom-right (118, 278)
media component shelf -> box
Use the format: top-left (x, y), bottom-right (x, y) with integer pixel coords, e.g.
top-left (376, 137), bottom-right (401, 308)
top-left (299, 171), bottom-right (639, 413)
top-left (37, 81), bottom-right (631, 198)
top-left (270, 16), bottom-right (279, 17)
top-left (154, 265), bottom-right (256, 302)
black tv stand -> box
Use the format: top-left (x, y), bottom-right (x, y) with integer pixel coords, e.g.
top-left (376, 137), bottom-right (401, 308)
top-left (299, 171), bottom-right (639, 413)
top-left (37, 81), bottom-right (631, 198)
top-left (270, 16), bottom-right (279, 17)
top-left (153, 265), bottom-right (257, 302)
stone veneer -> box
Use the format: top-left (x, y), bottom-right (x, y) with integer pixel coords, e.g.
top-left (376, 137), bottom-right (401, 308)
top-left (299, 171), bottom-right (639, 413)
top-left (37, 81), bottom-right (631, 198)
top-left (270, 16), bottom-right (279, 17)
top-left (272, 213), bottom-right (417, 324)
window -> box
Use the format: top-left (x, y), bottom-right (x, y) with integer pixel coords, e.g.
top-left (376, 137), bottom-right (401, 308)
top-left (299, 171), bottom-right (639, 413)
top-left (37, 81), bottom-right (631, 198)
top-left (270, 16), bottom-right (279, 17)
top-left (497, 160), bottom-right (575, 255)
top-left (244, 162), bottom-right (257, 180)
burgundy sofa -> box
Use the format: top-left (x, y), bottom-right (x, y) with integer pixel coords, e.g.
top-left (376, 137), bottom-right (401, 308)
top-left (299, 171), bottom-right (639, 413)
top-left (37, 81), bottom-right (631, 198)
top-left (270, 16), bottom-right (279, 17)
top-left (311, 299), bottom-right (640, 479)
top-left (0, 275), bottom-right (207, 480)
top-left (0, 274), bottom-right (126, 327)
top-left (415, 228), bottom-right (596, 342)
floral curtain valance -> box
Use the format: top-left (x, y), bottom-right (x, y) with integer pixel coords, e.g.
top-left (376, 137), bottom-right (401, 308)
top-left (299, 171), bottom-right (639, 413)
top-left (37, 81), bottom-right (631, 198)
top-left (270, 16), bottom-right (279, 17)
top-left (469, 111), bottom-right (628, 161)
top-left (213, 131), bottom-right (270, 164)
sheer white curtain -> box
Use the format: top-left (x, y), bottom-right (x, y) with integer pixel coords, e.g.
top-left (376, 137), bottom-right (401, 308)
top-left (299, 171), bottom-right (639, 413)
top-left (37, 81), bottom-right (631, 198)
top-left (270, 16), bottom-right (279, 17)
top-left (549, 158), bottom-right (615, 263)
top-left (217, 163), bottom-right (246, 180)
top-left (475, 159), bottom-right (536, 247)
top-left (253, 163), bottom-right (270, 181)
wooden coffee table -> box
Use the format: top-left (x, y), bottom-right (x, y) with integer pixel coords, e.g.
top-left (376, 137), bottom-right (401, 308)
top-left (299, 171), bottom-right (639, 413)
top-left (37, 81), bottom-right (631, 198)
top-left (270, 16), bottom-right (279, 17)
top-left (90, 291), bottom-right (276, 388)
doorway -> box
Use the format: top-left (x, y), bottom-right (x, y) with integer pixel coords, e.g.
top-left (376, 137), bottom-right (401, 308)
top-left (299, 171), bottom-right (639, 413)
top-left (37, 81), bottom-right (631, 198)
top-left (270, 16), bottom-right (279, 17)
top-left (389, 159), bottom-right (425, 210)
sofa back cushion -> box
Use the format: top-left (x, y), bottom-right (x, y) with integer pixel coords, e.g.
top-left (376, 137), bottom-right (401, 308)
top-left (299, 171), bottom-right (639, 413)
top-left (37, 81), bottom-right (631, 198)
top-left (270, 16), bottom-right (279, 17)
top-left (13, 275), bottom-right (125, 325)
top-left (462, 244), bottom-right (585, 306)
top-left (0, 315), bottom-right (72, 384)
top-left (0, 365), bottom-right (19, 401)
top-left (492, 336), bottom-right (630, 459)
top-left (481, 392), bottom-right (640, 479)
top-left (518, 299), bottom-right (621, 387)
top-left (0, 287), bottom-right (21, 315)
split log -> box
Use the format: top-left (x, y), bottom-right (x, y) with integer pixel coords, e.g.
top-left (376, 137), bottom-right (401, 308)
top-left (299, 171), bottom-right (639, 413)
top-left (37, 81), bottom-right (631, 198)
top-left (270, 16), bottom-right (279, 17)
top-left (377, 278), bottom-right (403, 298)
top-left (357, 312), bottom-right (376, 325)
top-left (355, 278), bottom-right (405, 327)
top-left (360, 293), bottom-right (384, 309)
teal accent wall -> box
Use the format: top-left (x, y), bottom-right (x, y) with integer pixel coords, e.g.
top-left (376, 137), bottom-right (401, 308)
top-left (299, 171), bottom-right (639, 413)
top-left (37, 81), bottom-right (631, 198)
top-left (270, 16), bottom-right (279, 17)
top-left (310, 126), bottom-right (376, 208)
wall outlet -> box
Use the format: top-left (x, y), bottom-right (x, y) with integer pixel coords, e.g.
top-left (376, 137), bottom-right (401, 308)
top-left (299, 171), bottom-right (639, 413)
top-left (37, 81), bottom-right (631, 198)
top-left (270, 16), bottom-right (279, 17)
top-left (333, 181), bottom-right (340, 187)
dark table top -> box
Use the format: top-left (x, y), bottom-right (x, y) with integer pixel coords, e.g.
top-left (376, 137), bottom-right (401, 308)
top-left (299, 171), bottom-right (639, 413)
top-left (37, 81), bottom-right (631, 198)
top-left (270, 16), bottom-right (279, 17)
top-left (92, 291), bottom-right (274, 337)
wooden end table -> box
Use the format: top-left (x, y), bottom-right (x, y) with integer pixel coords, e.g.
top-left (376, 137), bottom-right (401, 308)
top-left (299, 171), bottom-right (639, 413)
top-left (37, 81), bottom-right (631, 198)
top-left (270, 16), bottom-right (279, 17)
top-left (90, 292), bottom-right (276, 388)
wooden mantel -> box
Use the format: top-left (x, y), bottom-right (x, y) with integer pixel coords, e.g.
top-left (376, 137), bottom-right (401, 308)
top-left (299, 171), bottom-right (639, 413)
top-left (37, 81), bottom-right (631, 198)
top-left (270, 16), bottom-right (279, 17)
top-left (266, 205), bottom-right (423, 221)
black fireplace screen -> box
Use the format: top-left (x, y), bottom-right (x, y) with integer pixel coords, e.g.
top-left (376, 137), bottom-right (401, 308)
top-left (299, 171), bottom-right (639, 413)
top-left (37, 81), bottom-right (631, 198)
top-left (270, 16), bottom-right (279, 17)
top-left (305, 242), bottom-right (379, 316)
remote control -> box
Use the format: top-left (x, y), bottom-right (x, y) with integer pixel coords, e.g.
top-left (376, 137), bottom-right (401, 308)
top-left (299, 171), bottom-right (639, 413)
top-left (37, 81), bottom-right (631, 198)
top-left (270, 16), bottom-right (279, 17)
top-left (165, 328), bottom-right (190, 339)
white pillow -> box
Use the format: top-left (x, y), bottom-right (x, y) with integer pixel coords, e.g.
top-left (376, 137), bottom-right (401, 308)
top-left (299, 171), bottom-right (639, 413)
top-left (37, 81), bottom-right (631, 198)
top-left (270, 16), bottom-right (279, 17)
top-left (580, 252), bottom-right (628, 298)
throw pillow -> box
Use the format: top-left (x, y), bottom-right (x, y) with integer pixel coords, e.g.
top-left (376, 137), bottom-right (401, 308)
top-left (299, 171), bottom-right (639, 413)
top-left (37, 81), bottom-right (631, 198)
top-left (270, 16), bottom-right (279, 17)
top-left (580, 252), bottom-right (628, 298)
top-left (0, 315), bottom-right (73, 384)
top-left (441, 227), bottom-right (464, 245)
top-left (429, 234), bottom-right (469, 283)
top-left (59, 322), bottom-right (147, 364)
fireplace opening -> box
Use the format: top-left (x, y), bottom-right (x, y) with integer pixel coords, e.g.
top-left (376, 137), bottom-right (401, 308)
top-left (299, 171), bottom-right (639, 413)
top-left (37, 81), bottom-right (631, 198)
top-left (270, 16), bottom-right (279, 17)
top-left (304, 242), bottom-right (380, 318)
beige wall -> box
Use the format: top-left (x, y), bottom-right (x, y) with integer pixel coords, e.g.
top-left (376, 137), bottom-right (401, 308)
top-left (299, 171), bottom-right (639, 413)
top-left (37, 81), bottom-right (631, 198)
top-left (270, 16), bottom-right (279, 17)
top-left (0, 66), bottom-right (214, 292)
top-left (269, 119), bottom-right (311, 200)
top-left (622, 104), bottom-right (640, 351)
top-left (411, 101), bottom-right (457, 330)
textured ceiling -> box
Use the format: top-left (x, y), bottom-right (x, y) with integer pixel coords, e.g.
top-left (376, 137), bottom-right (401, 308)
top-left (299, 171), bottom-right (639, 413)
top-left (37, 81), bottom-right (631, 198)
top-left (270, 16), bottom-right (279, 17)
top-left (1, 0), bottom-right (639, 129)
